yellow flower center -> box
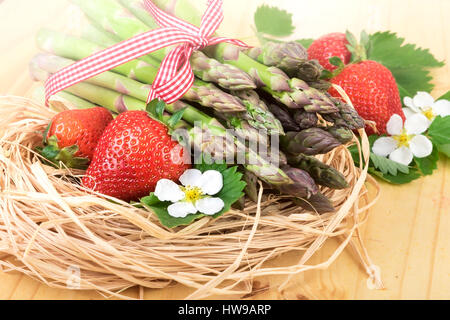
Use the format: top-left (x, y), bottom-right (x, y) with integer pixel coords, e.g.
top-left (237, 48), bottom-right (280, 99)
top-left (181, 186), bottom-right (204, 202)
top-left (422, 107), bottom-right (435, 121)
top-left (393, 129), bottom-right (413, 148)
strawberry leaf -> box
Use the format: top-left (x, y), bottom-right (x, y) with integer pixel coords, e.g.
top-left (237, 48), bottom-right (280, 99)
top-left (368, 167), bottom-right (422, 185)
top-left (140, 159), bottom-right (246, 229)
top-left (369, 153), bottom-right (410, 176)
top-left (437, 90), bottom-right (450, 101)
top-left (414, 145), bottom-right (439, 175)
top-left (254, 5), bottom-right (295, 37)
top-left (428, 115), bottom-right (450, 157)
top-left (155, 100), bottom-right (166, 121)
top-left (367, 31), bottom-right (444, 100)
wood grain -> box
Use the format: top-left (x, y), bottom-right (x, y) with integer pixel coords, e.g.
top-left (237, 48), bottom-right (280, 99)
top-left (0, 0), bottom-right (449, 300)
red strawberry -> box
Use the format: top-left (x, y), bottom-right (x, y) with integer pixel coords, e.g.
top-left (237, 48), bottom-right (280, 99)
top-left (47, 107), bottom-right (113, 160)
top-left (328, 60), bottom-right (405, 135)
top-left (82, 111), bottom-right (191, 202)
top-left (38, 107), bottom-right (113, 169)
top-left (307, 32), bottom-right (351, 71)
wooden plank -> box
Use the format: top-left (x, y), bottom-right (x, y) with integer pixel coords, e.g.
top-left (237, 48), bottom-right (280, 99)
top-left (0, 0), bottom-right (449, 300)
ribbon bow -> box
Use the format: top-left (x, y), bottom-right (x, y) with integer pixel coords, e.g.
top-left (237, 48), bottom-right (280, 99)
top-left (44, 0), bottom-right (248, 106)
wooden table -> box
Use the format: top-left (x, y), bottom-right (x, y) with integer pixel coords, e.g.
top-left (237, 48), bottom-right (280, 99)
top-left (0, 0), bottom-right (449, 300)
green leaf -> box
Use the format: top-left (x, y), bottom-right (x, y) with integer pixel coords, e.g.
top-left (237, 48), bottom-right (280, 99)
top-left (428, 115), bottom-right (450, 157)
top-left (140, 158), bottom-right (246, 229)
top-left (370, 152), bottom-right (410, 176)
top-left (367, 31), bottom-right (444, 100)
top-left (254, 5), bottom-right (295, 37)
top-left (296, 38), bottom-right (314, 49)
top-left (437, 90), bottom-right (450, 101)
top-left (368, 31), bottom-right (444, 69)
top-left (414, 145), bottom-right (439, 175)
top-left (141, 193), bottom-right (205, 229)
top-left (155, 100), bottom-right (166, 122)
top-left (36, 135), bottom-right (89, 170)
top-left (167, 107), bottom-right (186, 128)
top-left (368, 167), bottom-right (422, 185)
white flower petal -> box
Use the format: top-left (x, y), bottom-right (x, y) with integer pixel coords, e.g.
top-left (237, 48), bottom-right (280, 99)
top-left (409, 135), bottom-right (433, 158)
top-left (154, 179), bottom-right (185, 202)
top-left (198, 170), bottom-right (223, 195)
top-left (403, 96), bottom-right (420, 112)
top-left (195, 197), bottom-right (225, 216)
top-left (167, 202), bottom-right (197, 218)
top-left (372, 137), bottom-right (398, 157)
top-left (432, 100), bottom-right (450, 117)
top-left (405, 113), bottom-right (430, 134)
top-left (389, 146), bottom-right (414, 166)
top-left (386, 114), bottom-right (404, 136)
top-left (179, 169), bottom-right (203, 187)
top-left (413, 91), bottom-right (435, 109)
top-left (402, 107), bottom-right (417, 119)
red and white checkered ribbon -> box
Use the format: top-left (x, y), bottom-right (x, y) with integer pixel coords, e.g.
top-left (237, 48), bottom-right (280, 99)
top-left (44, 0), bottom-right (248, 105)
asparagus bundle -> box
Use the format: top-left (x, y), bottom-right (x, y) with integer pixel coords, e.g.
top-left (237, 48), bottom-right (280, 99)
top-left (30, 56), bottom-right (328, 197)
top-left (30, 0), bottom-right (370, 214)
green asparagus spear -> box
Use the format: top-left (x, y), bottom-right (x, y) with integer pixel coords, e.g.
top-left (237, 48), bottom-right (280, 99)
top-left (278, 166), bottom-right (318, 198)
top-left (322, 98), bottom-right (365, 130)
top-left (293, 110), bottom-right (319, 129)
top-left (245, 41), bottom-right (323, 82)
top-left (287, 153), bottom-right (349, 189)
top-left (230, 89), bottom-right (284, 134)
top-left (266, 103), bottom-right (300, 132)
top-left (326, 126), bottom-right (354, 144)
top-left (281, 128), bottom-right (342, 156)
top-left (32, 85), bottom-right (96, 110)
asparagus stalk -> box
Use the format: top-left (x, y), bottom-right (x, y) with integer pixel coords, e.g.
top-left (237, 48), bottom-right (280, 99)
top-left (281, 128), bottom-right (342, 156)
top-left (322, 97), bottom-right (365, 130)
top-left (266, 103), bottom-right (301, 132)
top-left (32, 85), bottom-right (96, 110)
top-left (230, 89), bottom-right (284, 134)
top-left (245, 41), bottom-right (323, 82)
top-left (278, 166), bottom-right (318, 198)
top-left (293, 109), bottom-right (319, 129)
top-left (326, 126), bottom-right (354, 144)
top-left (36, 29), bottom-right (246, 113)
top-left (287, 153), bottom-right (349, 189)
top-left (72, 0), bottom-right (256, 91)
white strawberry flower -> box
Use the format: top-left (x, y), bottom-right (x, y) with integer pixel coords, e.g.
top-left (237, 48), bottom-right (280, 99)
top-left (154, 169), bottom-right (224, 218)
top-left (403, 91), bottom-right (450, 124)
top-left (372, 113), bottom-right (433, 166)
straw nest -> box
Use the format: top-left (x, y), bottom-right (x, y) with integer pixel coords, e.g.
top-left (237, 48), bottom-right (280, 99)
top-left (0, 95), bottom-right (381, 299)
